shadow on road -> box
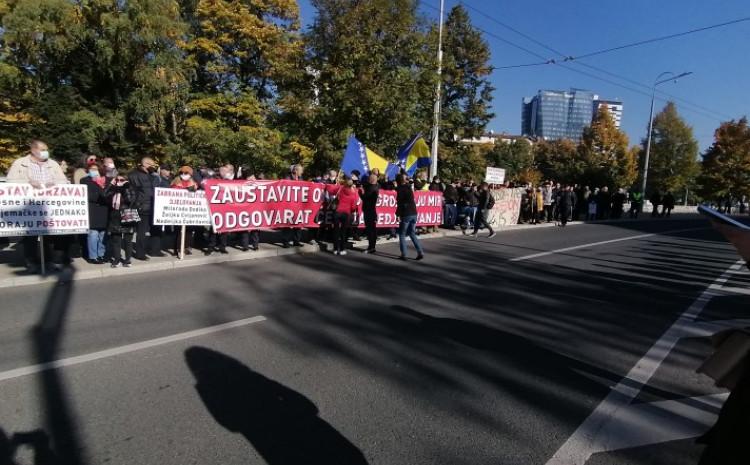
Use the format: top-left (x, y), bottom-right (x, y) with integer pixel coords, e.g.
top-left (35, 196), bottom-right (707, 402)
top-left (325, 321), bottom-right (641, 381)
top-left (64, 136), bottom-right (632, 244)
top-left (1, 268), bottom-right (86, 465)
top-left (185, 346), bottom-right (369, 465)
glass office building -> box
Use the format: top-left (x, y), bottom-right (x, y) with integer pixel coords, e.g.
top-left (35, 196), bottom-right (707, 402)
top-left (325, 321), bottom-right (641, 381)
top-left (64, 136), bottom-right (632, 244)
top-left (521, 89), bottom-right (596, 142)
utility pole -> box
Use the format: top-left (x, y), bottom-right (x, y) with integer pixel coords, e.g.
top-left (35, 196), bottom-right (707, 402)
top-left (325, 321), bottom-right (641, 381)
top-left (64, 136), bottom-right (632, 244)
top-left (641, 71), bottom-right (692, 196)
top-left (430, 0), bottom-right (445, 179)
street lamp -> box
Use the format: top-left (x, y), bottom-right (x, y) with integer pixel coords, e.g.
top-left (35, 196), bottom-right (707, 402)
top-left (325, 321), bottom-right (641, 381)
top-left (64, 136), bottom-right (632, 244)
top-left (640, 71), bottom-right (692, 198)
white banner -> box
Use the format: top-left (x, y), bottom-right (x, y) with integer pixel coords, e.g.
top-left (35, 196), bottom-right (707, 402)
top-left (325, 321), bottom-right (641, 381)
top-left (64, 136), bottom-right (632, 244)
top-left (154, 187), bottom-right (211, 226)
top-left (485, 167), bottom-right (506, 184)
top-left (0, 183), bottom-right (89, 237)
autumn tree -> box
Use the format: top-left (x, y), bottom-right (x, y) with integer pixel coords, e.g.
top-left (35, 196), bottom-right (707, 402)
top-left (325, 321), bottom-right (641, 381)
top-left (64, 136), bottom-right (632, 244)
top-left (179, 0), bottom-right (305, 173)
top-left (579, 107), bottom-right (638, 189)
top-left (640, 102), bottom-right (699, 195)
top-left (698, 117), bottom-right (750, 200)
top-left (534, 139), bottom-right (582, 184)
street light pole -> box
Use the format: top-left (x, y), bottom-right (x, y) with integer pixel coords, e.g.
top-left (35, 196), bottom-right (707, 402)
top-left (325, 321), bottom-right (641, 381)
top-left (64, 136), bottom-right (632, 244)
top-left (640, 71), bottom-right (692, 197)
top-left (430, 0), bottom-right (445, 179)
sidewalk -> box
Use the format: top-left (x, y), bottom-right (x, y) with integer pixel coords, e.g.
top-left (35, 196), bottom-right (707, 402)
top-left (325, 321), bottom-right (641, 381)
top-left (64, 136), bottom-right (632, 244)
top-left (0, 215), bottom-right (701, 288)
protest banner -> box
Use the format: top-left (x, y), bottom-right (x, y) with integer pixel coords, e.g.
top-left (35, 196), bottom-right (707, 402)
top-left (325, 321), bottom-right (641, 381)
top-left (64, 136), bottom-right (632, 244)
top-left (485, 167), bottom-right (506, 185)
top-left (320, 190), bottom-right (443, 228)
top-left (486, 188), bottom-right (523, 227)
top-left (0, 183), bottom-right (89, 237)
top-left (205, 179), bottom-right (326, 233)
top-left (153, 188), bottom-right (211, 226)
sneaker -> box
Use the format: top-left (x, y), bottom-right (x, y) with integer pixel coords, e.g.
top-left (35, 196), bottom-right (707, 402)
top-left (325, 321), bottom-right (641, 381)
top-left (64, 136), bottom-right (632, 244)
top-left (364, 249), bottom-right (376, 254)
top-left (469, 232), bottom-right (477, 237)
top-left (416, 254), bottom-right (424, 261)
top-left (110, 261), bottom-right (120, 268)
top-left (219, 248), bottom-right (229, 254)
top-left (204, 249), bottom-right (213, 256)
top-left (340, 250), bottom-right (347, 256)
top-left (293, 242), bottom-right (303, 247)
top-left (333, 250), bottom-right (340, 255)
top-left (122, 261), bottom-right (132, 268)
top-left (488, 232), bottom-right (497, 238)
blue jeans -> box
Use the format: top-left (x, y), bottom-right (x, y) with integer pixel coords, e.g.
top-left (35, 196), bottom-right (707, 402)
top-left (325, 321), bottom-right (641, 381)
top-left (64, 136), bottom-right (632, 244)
top-left (399, 215), bottom-right (424, 257)
top-left (444, 204), bottom-right (458, 228)
top-left (87, 229), bottom-right (106, 259)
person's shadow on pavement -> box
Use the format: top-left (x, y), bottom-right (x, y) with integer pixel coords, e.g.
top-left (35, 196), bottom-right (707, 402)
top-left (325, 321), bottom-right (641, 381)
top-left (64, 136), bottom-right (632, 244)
top-left (185, 347), bottom-right (369, 465)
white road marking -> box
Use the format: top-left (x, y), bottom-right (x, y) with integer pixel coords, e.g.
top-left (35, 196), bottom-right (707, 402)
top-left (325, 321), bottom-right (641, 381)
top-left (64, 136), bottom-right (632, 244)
top-left (510, 227), bottom-right (708, 262)
top-left (545, 260), bottom-right (745, 465)
top-left (0, 315), bottom-right (267, 383)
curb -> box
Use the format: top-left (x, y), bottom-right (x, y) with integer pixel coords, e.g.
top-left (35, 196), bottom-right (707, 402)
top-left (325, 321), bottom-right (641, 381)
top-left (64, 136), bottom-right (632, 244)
top-left (0, 215), bottom-right (700, 288)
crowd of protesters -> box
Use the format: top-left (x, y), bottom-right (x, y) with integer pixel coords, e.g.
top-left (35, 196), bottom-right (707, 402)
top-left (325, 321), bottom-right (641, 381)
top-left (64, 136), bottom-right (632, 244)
top-left (513, 182), bottom-right (680, 226)
top-left (2, 140), bottom-right (691, 273)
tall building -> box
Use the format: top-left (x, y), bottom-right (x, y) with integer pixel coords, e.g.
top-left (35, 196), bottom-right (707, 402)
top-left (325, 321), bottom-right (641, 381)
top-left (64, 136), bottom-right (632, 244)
top-left (522, 89), bottom-right (623, 142)
top-left (593, 97), bottom-right (623, 128)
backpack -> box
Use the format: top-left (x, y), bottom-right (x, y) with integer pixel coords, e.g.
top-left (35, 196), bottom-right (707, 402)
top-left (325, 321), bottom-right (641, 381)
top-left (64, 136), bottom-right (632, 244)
top-left (486, 192), bottom-right (495, 209)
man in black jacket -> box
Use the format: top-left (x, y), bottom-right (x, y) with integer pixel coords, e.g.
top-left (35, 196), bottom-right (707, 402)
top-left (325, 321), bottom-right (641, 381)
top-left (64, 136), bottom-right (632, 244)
top-left (468, 182), bottom-right (496, 238)
top-left (558, 186), bottom-right (576, 227)
top-left (442, 180), bottom-right (459, 228)
top-left (128, 157), bottom-right (159, 260)
top-left (360, 173), bottom-right (380, 253)
top-left (396, 175), bottom-right (424, 260)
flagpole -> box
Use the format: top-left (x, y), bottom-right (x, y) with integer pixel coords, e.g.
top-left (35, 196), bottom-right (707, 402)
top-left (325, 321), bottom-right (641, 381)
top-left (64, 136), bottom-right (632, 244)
top-left (430, 0), bottom-right (444, 180)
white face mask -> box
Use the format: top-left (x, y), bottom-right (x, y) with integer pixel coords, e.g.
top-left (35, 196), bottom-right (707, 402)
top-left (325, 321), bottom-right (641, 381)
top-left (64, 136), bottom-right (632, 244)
top-left (105, 163), bottom-right (115, 169)
top-left (223, 173), bottom-right (234, 180)
top-left (180, 174), bottom-right (191, 181)
top-left (38, 150), bottom-right (50, 161)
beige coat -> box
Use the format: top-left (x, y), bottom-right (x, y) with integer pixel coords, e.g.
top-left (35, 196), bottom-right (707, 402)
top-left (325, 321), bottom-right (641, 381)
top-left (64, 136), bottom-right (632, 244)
top-left (6, 154), bottom-right (69, 185)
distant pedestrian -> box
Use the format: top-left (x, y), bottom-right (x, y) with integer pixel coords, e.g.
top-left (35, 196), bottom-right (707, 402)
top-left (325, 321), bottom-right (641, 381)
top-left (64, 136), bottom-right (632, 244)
top-left (629, 191), bottom-right (643, 218)
top-left (360, 173), bottom-right (379, 254)
top-left (468, 182), bottom-right (496, 238)
top-left (396, 174), bottom-right (424, 261)
top-left (650, 190), bottom-right (662, 218)
top-left (662, 191), bottom-right (675, 217)
top-left (558, 186), bottom-right (576, 227)
top-left (611, 188), bottom-right (627, 219)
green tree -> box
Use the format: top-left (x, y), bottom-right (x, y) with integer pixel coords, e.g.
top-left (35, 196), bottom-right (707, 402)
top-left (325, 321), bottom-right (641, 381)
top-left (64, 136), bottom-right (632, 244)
top-left (534, 139), bottom-right (582, 184)
top-left (486, 138), bottom-right (534, 182)
top-left (579, 107), bottom-right (638, 188)
top-left (303, 0), bottom-right (435, 173)
top-left (698, 117), bottom-right (750, 199)
top-left (440, 5), bottom-right (494, 144)
top-left (641, 102), bottom-right (699, 195)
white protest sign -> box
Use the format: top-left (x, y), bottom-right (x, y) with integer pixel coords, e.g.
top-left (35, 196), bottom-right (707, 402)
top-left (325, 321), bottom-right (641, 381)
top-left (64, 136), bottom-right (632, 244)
top-left (0, 183), bottom-right (89, 237)
top-left (485, 167), bottom-right (506, 184)
top-left (154, 187), bottom-right (211, 226)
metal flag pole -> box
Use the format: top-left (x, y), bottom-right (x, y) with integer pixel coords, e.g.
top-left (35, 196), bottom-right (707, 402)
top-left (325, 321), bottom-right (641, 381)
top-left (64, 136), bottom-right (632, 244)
top-left (39, 235), bottom-right (45, 275)
top-left (429, 0), bottom-right (445, 179)
top-left (179, 225), bottom-right (186, 260)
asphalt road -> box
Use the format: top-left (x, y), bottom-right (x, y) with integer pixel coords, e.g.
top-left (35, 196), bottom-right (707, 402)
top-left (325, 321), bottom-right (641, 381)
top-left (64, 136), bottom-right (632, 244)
top-left (0, 216), bottom-right (747, 465)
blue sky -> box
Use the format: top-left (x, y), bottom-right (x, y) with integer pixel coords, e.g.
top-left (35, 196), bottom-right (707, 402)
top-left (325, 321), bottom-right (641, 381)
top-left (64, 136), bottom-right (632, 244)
top-left (297, 0), bottom-right (750, 151)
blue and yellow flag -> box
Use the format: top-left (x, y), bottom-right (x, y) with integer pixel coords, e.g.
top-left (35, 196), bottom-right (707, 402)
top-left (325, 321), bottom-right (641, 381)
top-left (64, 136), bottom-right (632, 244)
top-left (396, 134), bottom-right (431, 176)
top-left (340, 135), bottom-right (400, 180)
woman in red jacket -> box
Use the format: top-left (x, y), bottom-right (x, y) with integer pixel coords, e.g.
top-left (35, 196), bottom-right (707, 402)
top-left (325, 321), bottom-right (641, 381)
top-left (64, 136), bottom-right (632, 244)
top-left (325, 176), bottom-right (360, 255)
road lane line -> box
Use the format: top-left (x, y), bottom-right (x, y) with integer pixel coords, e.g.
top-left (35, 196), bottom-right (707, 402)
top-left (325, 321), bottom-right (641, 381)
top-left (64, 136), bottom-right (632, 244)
top-left (510, 227), bottom-right (708, 262)
top-left (545, 260), bottom-right (744, 465)
top-left (0, 315), bottom-right (267, 383)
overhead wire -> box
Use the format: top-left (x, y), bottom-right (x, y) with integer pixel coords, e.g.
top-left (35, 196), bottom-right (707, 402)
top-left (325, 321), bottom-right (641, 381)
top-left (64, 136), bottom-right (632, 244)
top-left (447, 0), bottom-right (739, 121)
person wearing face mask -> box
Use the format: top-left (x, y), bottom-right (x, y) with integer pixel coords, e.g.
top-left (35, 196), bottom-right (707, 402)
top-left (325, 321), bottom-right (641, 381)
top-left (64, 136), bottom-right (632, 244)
top-left (127, 157), bottom-right (160, 260)
top-left (80, 162), bottom-right (110, 263)
top-left (281, 164), bottom-right (305, 248)
top-left (7, 140), bottom-right (70, 271)
top-left (171, 166), bottom-right (199, 256)
top-left (103, 157), bottom-right (118, 178)
top-left (206, 164), bottom-right (235, 255)
top-left (73, 154), bottom-right (98, 184)
top-left (105, 175), bottom-right (136, 267)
